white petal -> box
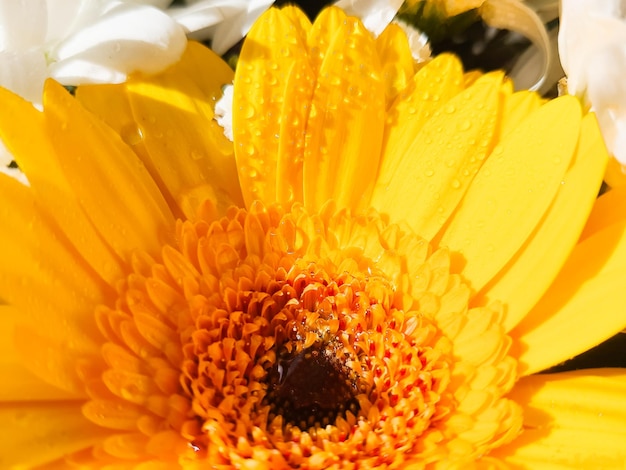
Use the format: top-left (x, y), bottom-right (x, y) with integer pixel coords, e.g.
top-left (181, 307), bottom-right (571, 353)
top-left (0, 0), bottom-right (47, 50)
top-left (168, 0), bottom-right (238, 33)
top-left (334, 0), bottom-right (403, 36)
top-left (559, 0), bottom-right (626, 166)
top-left (48, 58), bottom-right (127, 84)
top-left (49, 2), bottom-right (187, 85)
top-left (214, 83), bottom-right (233, 141)
top-left (170, 0), bottom-right (273, 54)
top-left (392, 19), bottom-right (431, 63)
top-left (0, 49), bottom-right (48, 106)
top-left (0, 165), bottom-right (30, 186)
top-left (211, 0), bottom-right (273, 53)
top-left (44, 0), bottom-right (113, 44)
top-left (127, 0), bottom-right (172, 8)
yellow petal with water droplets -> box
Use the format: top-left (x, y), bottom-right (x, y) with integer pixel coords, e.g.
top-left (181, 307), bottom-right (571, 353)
top-left (303, 15), bottom-right (384, 212)
top-left (373, 72), bottom-right (502, 241)
top-left (512, 219), bottom-right (626, 375)
top-left (43, 80), bottom-right (175, 260)
top-left (476, 113), bottom-right (607, 331)
top-left (580, 184), bottom-right (626, 241)
top-left (376, 23), bottom-right (415, 106)
top-left (441, 95), bottom-right (581, 292)
top-left (491, 369), bottom-right (626, 467)
top-left (463, 70), bottom-right (483, 88)
top-left (0, 305), bottom-right (79, 402)
top-left (0, 401), bottom-right (112, 468)
top-left (280, 4), bottom-right (312, 42)
top-left (276, 57), bottom-right (315, 206)
top-left (306, 6), bottom-right (348, 74)
top-left (233, 8), bottom-right (309, 207)
top-left (498, 90), bottom-right (544, 139)
top-left (0, 86), bottom-right (125, 285)
top-left (373, 53), bottom-right (464, 210)
top-left (0, 174), bottom-right (105, 361)
top-left (123, 42), bottom-right (241, 218)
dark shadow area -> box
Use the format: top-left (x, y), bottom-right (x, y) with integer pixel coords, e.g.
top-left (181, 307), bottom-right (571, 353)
top-left (544, 333), bottom-right (626, 373)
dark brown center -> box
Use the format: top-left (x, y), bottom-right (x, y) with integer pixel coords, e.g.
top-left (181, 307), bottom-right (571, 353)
top-left (264, 342), bottom-right (361, 430)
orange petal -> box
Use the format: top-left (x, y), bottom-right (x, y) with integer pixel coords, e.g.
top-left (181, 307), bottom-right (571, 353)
top-left (0, 305), bottom-right (79, 402)
top-left (0, 401), bottom-right (110, 468)
top-left (580, 184), bottom-right (626, 241)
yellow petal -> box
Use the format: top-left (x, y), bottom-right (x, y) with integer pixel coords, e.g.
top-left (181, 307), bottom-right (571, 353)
top-left (279, 4), bottom-right (312, 41)
top-left (604, 155), bottom-right (626, 188)
top-left (306, 6), bottom-right (348, 74)
top-left (0, 174), bottom-right (104, 356)
top-left (373, 70), bottom-right (501, 241)
top-left (0, 86), bottom-right (125, 285)
top-left (476, 113), bottom-right (608, 331)
top-left (491, 369), bottom-right (626, 467)
top-left (513, 219), bottom-right (626, 375)
top-left (376, 23), bottom-right (415, 106)
top-left (233, 8), bottom-right (309, 207)
top-left (441, 95), bottom-right (581, 292)
top-left (303, 15), bottom-right (385, 212)
top-left (0, 306), bottom-right (78, 402)
top-left (580, 184), bottom-right (626, 241)
top-left (498, 90), bottom-right (543, 140)
top-left (122, 42), bottom-right (242, 218)
top-left (43, 80), bottom-right (175, 260)
top-left (275, 57), bottom-right (315, 207)
top-left (0, 401), bottom-right (110, 468)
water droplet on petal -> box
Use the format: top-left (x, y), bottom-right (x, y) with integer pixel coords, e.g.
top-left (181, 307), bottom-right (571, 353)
top-left (120, 124), bottom-right (144, 146)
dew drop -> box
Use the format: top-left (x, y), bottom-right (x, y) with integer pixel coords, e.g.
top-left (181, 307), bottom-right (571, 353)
top-left (120, 124), bottom-right (143, 146)
top-left (451, 179), bottom-right (461, 189)
top-left (444, 104), bottom-right (456, 114)
top-left (190, 150), bottom-right (204, 161)
top-left (458, 120), bottom-right (471, 131)
top-left (424, 169), bottom-right (435, 177)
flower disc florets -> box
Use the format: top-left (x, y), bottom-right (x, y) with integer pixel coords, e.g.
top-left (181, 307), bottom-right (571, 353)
top-left (87, 201), bottom-right (520, 468)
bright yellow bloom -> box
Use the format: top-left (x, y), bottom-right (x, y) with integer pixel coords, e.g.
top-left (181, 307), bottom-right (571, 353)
top-left (1, 5), bottom-right (626, 469)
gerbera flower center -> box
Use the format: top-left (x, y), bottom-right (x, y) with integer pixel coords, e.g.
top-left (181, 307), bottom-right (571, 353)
top-left (265, 341), bottom-right (361, 430)
top-left (86, 202), bottom-right (516, 467)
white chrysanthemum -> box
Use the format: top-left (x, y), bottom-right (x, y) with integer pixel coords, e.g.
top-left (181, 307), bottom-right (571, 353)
top-left (0, 0), bottom-right (186, 106)
top-left (166, 0), bottom-right (276, 54)
top-left (559, 0), bottom-right (626, 169)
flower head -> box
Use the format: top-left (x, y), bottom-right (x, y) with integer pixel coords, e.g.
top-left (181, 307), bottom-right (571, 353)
top-left (1, 5), bottom-right (626, 468)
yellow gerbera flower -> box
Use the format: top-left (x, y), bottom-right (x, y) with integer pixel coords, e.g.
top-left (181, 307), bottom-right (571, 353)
top-left (1, 5), bottom-right (626, 469)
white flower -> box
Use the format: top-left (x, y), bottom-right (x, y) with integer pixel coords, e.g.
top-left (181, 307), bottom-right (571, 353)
top-left (0, 0), bottom-right (187, 106)
top-left (559, 0), bottom-right (626, 168)
top-left (166, 0), bottom-right (275, 55)
top-left (334, 0), bottom-right (404, 36)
